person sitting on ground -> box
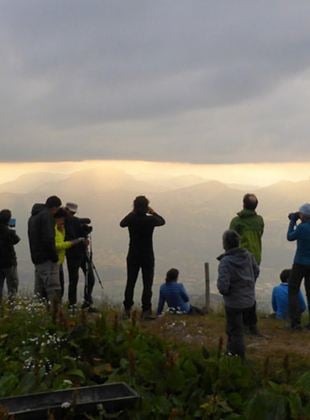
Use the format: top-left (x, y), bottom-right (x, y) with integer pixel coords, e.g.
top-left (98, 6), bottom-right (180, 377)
top-left (272, 269), bottom-right (306, 320)
top-left (157, 268), bottom-right (202, 315)
top-left (217, 230), bottom-right (259, 359)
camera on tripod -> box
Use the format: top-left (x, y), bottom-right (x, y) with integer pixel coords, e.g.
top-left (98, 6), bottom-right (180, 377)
top-left (78, 218), bottom-right (93, 237)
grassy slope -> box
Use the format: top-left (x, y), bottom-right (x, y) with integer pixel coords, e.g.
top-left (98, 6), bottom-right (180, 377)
top-left (138, 312), bottom-right (310, 373)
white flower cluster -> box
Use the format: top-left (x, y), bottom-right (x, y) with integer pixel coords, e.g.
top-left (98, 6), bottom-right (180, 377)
top-left (8, 296), bottom-right (47, 315)
top-left (23, 355), bottom-right (53, 373)
top-left (21, 332), bottom-right (66, 372)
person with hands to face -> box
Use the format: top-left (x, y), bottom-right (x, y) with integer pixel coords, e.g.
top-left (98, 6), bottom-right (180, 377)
top-left (120, 196), bottom-right (165, 320)
top-left (287, 203), bottom-right (310, 330)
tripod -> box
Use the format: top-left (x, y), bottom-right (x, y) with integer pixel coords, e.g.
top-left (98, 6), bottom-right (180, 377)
top-left (84, 235), bottom-right (104, 300)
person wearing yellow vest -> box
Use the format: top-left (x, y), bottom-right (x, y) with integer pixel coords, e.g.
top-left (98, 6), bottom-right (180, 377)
top-left (54, 208), bottom-right (85, 299)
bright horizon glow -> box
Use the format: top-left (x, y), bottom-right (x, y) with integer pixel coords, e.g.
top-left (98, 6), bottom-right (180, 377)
top-left (0, 160), bottom-right (309, 187)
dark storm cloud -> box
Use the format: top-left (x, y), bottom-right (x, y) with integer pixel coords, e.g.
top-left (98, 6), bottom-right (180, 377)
top-left (1, 0), bottom-right (310, 162)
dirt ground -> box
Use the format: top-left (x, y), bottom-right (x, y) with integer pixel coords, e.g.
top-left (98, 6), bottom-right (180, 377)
top-left (139, 313), bottom-right (310, 366)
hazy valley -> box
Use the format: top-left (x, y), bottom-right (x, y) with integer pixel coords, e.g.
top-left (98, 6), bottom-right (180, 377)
top-left (1, 166), bottom-right (309, 312)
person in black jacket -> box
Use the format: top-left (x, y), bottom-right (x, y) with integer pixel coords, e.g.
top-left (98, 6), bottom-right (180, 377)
top-left (64, 202), bottom-right (96, 312)
top-left (0, 209), bottom-right (20, 303)
top-left (120, 196), bottom-right (165, 319)
top-left (28, 196), bottom-right (62, 303)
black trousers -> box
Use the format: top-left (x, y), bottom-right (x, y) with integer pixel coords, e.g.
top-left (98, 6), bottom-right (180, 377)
top-left (289, 263), bottom-right (310, 327)
top-left (59, 264), bottom-right (64, 298)
top-left (124, 254), bottom-right (154, 312)
top-left (242, 301), bottom-right (258, 333)
top-left (225, 306), bottom-right (249, 358)
top-left (67, 255), bottom-right (95, 306)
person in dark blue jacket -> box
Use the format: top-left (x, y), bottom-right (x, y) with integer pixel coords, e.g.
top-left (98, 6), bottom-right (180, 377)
top-left (157, 268), bottom-right (191, 315)
top-left (287, 203), bottom-right (310, 330)
top-left (272, 269), bottom-right (306, 320)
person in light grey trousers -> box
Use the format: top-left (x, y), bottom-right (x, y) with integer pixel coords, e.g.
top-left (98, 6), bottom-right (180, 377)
top-left (28, 196), bottom-right (62, 304)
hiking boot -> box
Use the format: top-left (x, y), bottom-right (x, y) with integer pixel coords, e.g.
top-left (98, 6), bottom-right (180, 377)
top-left (68, 304), bottom-right (77, 315)
top-left (121, 309), bottom-right (131, 320)
top-left (87, 306), bottom-right (99, 314)
top-left (247, 326), bottom-right (264, 337)
top-left (291, 324), bottom-right (303, 331)
top-left (140, 310), bottom-right (156, 321)
top-left (225, 352), bottom-right (239, 358)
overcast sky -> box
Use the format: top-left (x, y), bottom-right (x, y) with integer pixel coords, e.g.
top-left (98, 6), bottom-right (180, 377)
top-left (1, 1), bottom-right (310, 163)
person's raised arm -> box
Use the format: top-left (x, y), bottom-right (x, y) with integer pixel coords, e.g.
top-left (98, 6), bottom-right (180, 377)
top-left (287, 213), bottom-right (300, 241)
top-left (148, 208), bottom-right (165, 226)
top-left (120, 212), bottom-right (134, 228)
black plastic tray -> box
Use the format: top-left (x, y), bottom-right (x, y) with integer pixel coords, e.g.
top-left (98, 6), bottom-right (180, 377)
top-left (0, 382), bottom-right (139, 419)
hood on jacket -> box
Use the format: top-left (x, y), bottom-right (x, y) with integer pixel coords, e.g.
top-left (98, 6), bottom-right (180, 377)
top-left (31, 203), bottom-right (46, 216)
top-left (237, 209), bottom-right (257, 218)
top-left (217, 247), bottom-right (251, 268)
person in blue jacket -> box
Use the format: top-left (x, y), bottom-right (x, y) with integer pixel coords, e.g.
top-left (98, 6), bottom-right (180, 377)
top-left (287, 203), bottom-right (310, 330)
top-left (272, 269), bottom-right (306, 320)
top-left (157, 268), bottom-right (197, 315)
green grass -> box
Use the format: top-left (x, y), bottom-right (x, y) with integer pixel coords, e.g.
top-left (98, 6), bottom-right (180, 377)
top-left (0, 298), bottom-right (310, 419)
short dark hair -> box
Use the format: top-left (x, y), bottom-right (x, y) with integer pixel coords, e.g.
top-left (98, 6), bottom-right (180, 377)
top-left (54, 208), bottom-right (67, 219)
top-left (243, 193), bottom-right (258, 210)
top-left (133, 195), bottom-right (149, 214)
top-left (165, 268), bottom-right (179, 283)
top-left (0, 209), bottom-right (11, 224)
top-left (45, 196), bottom-right (62, 209)
top-left (223, 230), bottom-right (240, 250)
top-left (280, 269), bottom-right (291, 283)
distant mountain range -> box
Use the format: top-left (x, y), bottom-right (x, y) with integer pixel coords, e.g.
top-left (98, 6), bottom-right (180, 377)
top-left (0, 167), bottom-right (309, 310)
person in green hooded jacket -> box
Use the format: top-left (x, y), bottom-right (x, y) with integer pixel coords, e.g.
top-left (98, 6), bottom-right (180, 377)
top-left (229, 193), bottom-right (264, 335)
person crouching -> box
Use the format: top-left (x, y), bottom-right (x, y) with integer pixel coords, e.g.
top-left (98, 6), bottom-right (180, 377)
top-left (217, 230), bottom-right (259, 358)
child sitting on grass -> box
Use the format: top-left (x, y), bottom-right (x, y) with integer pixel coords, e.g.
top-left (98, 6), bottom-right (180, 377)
top-left (157, 268), bottom-right (202, 315)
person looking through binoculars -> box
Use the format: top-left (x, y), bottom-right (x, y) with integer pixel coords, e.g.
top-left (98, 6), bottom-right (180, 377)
top-left (120, 196), bottom-right (165, 320)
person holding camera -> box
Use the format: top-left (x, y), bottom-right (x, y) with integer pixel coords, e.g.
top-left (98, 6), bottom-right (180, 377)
top-left (28, 196), bottom-right (62, 303)
top-left (0, 209), bottom-right (20, 303)
top-left (64, 202), bottom-right (96, 312)
top-left (287, 203), bottom-right (310, 330)
top-left (120, 195), bottom-right (165, 320)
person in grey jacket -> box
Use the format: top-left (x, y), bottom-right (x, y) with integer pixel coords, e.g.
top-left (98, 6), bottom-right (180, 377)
top-left (217, 230), bottom-right (259, 358)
